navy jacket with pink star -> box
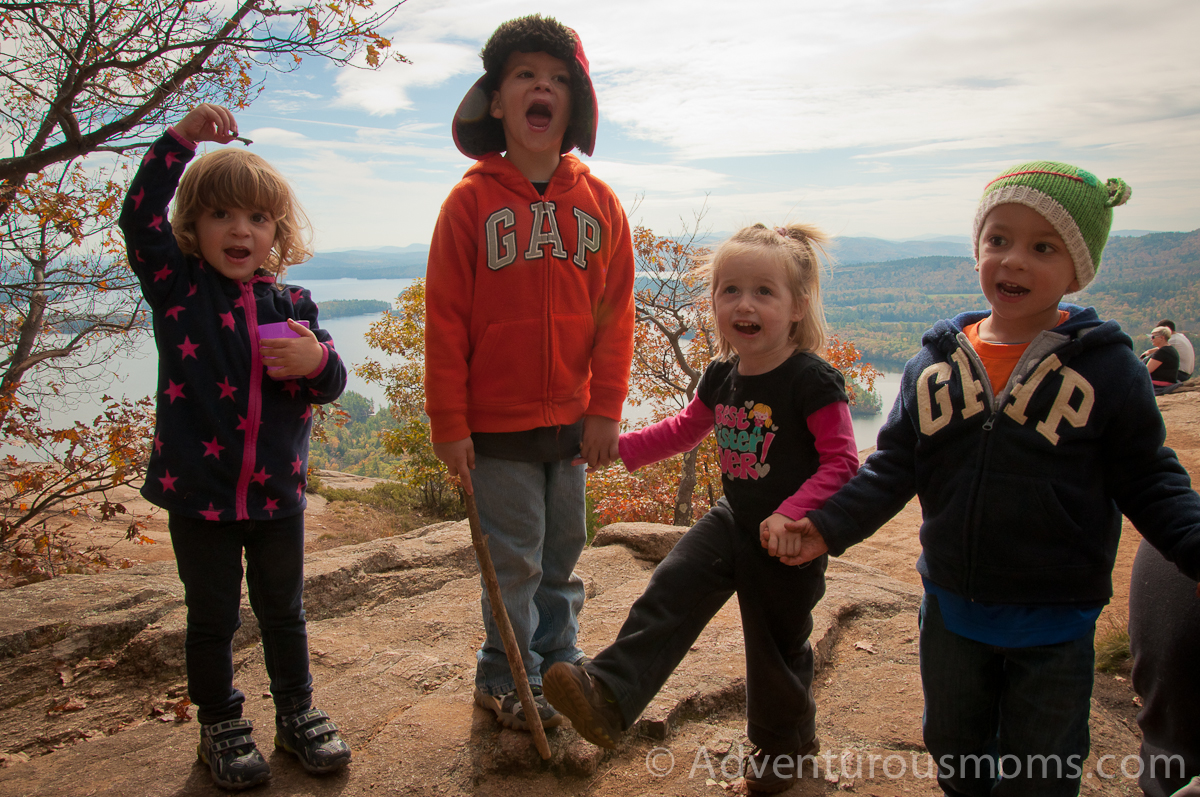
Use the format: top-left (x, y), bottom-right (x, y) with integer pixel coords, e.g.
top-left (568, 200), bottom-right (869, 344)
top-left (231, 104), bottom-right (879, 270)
top-left (120, 131), bottom-right (346, 522)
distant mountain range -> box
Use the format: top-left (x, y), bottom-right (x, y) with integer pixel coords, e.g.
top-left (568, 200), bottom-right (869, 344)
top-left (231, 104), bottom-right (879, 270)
top-left (289, 230), bottom-right (1172, 282)
top-left (288, 245), bottom-right (429, 280)
top-left (824, 228), bottom-right (1200, 366)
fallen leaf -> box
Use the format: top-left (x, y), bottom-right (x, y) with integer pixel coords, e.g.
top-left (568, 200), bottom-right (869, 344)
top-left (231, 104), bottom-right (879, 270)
top-left (853, 640), bottom-right (877, 654)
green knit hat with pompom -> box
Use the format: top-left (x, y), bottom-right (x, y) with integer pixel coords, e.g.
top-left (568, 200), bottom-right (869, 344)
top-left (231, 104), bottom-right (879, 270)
top-left (973, 161), bottom-right (1132, 289)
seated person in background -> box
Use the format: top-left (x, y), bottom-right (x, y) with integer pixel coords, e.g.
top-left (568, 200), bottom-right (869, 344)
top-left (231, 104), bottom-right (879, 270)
top-left (1161, 319), bottom-right (1194, 381)
top-left (1147, 326), bottom-right (1180, 392)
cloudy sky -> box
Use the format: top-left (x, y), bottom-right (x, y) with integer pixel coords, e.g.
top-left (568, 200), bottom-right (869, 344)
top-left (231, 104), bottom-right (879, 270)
top-left (232, 0), bottom-right (1200, 251)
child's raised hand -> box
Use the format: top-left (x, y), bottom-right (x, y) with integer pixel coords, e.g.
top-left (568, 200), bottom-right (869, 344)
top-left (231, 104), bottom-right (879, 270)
top-left (775, 517), bottom-right (829, 567)
top-left (260, 319), bottom-right (323, 379)
top-left (176, 104), bottom-right (240, 145)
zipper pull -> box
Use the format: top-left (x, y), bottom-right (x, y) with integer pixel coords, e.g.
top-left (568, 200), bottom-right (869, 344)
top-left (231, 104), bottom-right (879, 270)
top-left (982, 413), bottom-right (997, 432)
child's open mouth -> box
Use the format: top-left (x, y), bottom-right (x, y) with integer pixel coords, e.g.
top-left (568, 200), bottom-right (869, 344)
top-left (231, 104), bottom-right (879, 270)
top-left (526, 102), bottom-right (552, 132)
top-left (733, 321), bottom-right (761, 335)
top-left (996, 282), bottom-right (1029, 298)
top-left (225, 247), bottom-right (251, 261)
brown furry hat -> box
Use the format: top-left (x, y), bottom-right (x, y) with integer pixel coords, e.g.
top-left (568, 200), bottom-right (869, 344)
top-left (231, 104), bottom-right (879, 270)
top-left (453, 15), bottom-right (598, 159)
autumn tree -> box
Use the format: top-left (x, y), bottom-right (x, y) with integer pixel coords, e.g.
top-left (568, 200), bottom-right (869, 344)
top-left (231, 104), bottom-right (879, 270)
top-left (358, 280), bottom-right (460, 515)
top-left (0, 0), bottom-right (407, 569)
top-left (0, 0), bottom-right (405, 217)
top-left (1, 393), bottom-right (155, 585)
top-left (609, 219), bottom-right (721, 526)
top-left (1, 0), bottom-right (406, 398)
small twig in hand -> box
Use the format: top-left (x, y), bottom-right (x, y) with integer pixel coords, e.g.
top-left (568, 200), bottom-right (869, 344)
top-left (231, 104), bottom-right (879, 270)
top-left (234, 136), bottom-right (253, 146)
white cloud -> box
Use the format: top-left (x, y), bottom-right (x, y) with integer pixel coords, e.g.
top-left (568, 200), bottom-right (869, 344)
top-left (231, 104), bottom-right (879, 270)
top-left (256, 0), bottom-right (1200, 242)
top-left (585, 158), bottom-right (730, 196)
top-left (334, 41), bottom-right (478, 114)
top-left (329, 0), bottom-right (1200, 166)
top-left (239, 127), bottom-right (468, 249)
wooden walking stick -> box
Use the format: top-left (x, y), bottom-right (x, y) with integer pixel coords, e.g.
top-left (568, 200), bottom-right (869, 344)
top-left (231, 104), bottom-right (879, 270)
top-left (464, 492), bottom-right (552, 760)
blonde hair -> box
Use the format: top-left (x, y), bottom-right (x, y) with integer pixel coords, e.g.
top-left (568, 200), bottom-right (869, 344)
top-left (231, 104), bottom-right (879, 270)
top-left (699, 222), bottom-right (830, 360)
top-left (171, 148), bottom-right (312, 276)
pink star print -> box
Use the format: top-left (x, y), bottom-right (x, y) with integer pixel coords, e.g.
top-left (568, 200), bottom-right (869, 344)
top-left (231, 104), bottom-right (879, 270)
top-left (154, 435), bottom-right (164, 454)
top-left (131, 188), bottom-right (144, 209)
top-left (217, 378), bottom-right (237, 400)
top-left (163, 380), bottom-right (186, 403)
top-left (296, 481), bottom-right (306, 500)
top-left (164, 305), bottom-right (185, 321)
top-left (290, 288), bottom-right (303, 304)
top-left (250, 467), bottom-right (270, 486)
top-left (299, 406), bottom-right (312, 421)
top-left (263, 497), bottom-right (279, 515)
top-left (187, 283), bottom-right (198, 297)
top-left (164, 151), bottom-right (181, 168)
top-left (237, 415), bottom-right (253, 433)
top-left (149, 214), bottom-right (163, 231)
top-left (200, 503), bottom-right (223, 522)
top-left (233, 297), bottom-right (244, 310)
top-left (142, 148), bottom-right (156, 164)
top-left (220, 312), bottom-right (235, 330)
top-left (177, 337), bottom-right (199, 360)
top-left (282, 380), bottom-right (300, 398)
top-left (153, 264), bottom-right (172, 282)
top-left (159, 470), bottom-right (178, 492)
top-left (201, 437), bottom-right (225, 459)
top-left (291, 455), bottom-right (304, 475)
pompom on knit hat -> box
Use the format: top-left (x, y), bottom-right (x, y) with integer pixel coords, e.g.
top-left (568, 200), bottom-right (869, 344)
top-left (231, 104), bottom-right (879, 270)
top-left (972, 161), bottom-right (1132, 290)
top-left (452, 15), bottom-right (598, 160)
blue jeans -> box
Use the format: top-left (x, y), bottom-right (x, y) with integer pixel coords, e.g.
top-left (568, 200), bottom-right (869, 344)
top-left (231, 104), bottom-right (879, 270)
top-left (471, 454), bottom-right (587, 695)
top-left (588, 499), bottom-right (827, 753)
top-left (169, 513), bottom-right (313, 725)
top-left (919, 593), bottom-right (1094, 797)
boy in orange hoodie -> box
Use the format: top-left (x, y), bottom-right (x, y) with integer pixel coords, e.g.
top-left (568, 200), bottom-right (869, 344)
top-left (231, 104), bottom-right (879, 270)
top-left (424, 14), bottom-right (635, 732)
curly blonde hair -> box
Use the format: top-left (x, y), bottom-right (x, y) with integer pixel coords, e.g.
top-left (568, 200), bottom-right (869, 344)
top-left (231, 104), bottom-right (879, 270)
top-left (698, 222), bottom-right (830, 360)
top-left (171, 148), bottom-right (312, 276)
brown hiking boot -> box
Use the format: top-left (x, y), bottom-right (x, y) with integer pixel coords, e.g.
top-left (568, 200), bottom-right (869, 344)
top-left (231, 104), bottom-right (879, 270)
top-left (542, 662), bottom-right (624, 749)
top-left (743, 737), bottom-right (820, 794)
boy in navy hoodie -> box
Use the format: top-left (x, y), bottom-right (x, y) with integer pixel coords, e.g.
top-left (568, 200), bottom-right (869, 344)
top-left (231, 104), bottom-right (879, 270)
top-left (785, 162), bottom-right (1200, 796)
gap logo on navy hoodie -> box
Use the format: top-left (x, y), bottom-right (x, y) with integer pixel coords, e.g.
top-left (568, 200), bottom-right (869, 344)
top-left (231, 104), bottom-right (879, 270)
top-left (808, 304), bottom-right (1200, 607)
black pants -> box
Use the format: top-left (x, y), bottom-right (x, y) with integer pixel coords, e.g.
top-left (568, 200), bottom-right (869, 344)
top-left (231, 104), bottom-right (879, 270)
top-left (587, 499), bottom-right (827, 753)
top-left (170, 512), bottom-right (314, 725)
top-left (1130, 539), bottom-right (1200, 797)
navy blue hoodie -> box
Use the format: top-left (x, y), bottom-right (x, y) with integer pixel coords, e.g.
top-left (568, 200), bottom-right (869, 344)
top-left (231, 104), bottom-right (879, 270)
top-left (120, 132), bottom-right (346, 522)
top-left (808, 305), bottom-right (1200, 605)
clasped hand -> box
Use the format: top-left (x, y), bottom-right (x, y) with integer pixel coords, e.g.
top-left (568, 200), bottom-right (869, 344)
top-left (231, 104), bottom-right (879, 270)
top-left (759, 514), bottom-right (829, 566)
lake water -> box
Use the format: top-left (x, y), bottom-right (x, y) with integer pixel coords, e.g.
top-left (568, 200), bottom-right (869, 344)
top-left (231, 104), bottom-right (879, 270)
top-left (49, 276), bottom-right (903, 453)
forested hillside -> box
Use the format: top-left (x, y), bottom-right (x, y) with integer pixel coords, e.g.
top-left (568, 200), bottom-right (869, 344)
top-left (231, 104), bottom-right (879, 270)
top-left (826, 230), bottom-right (1200, 367)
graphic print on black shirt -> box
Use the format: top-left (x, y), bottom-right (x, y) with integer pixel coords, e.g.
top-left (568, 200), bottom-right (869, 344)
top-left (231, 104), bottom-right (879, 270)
top-left (698, 352), bottom-right (847, 534)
